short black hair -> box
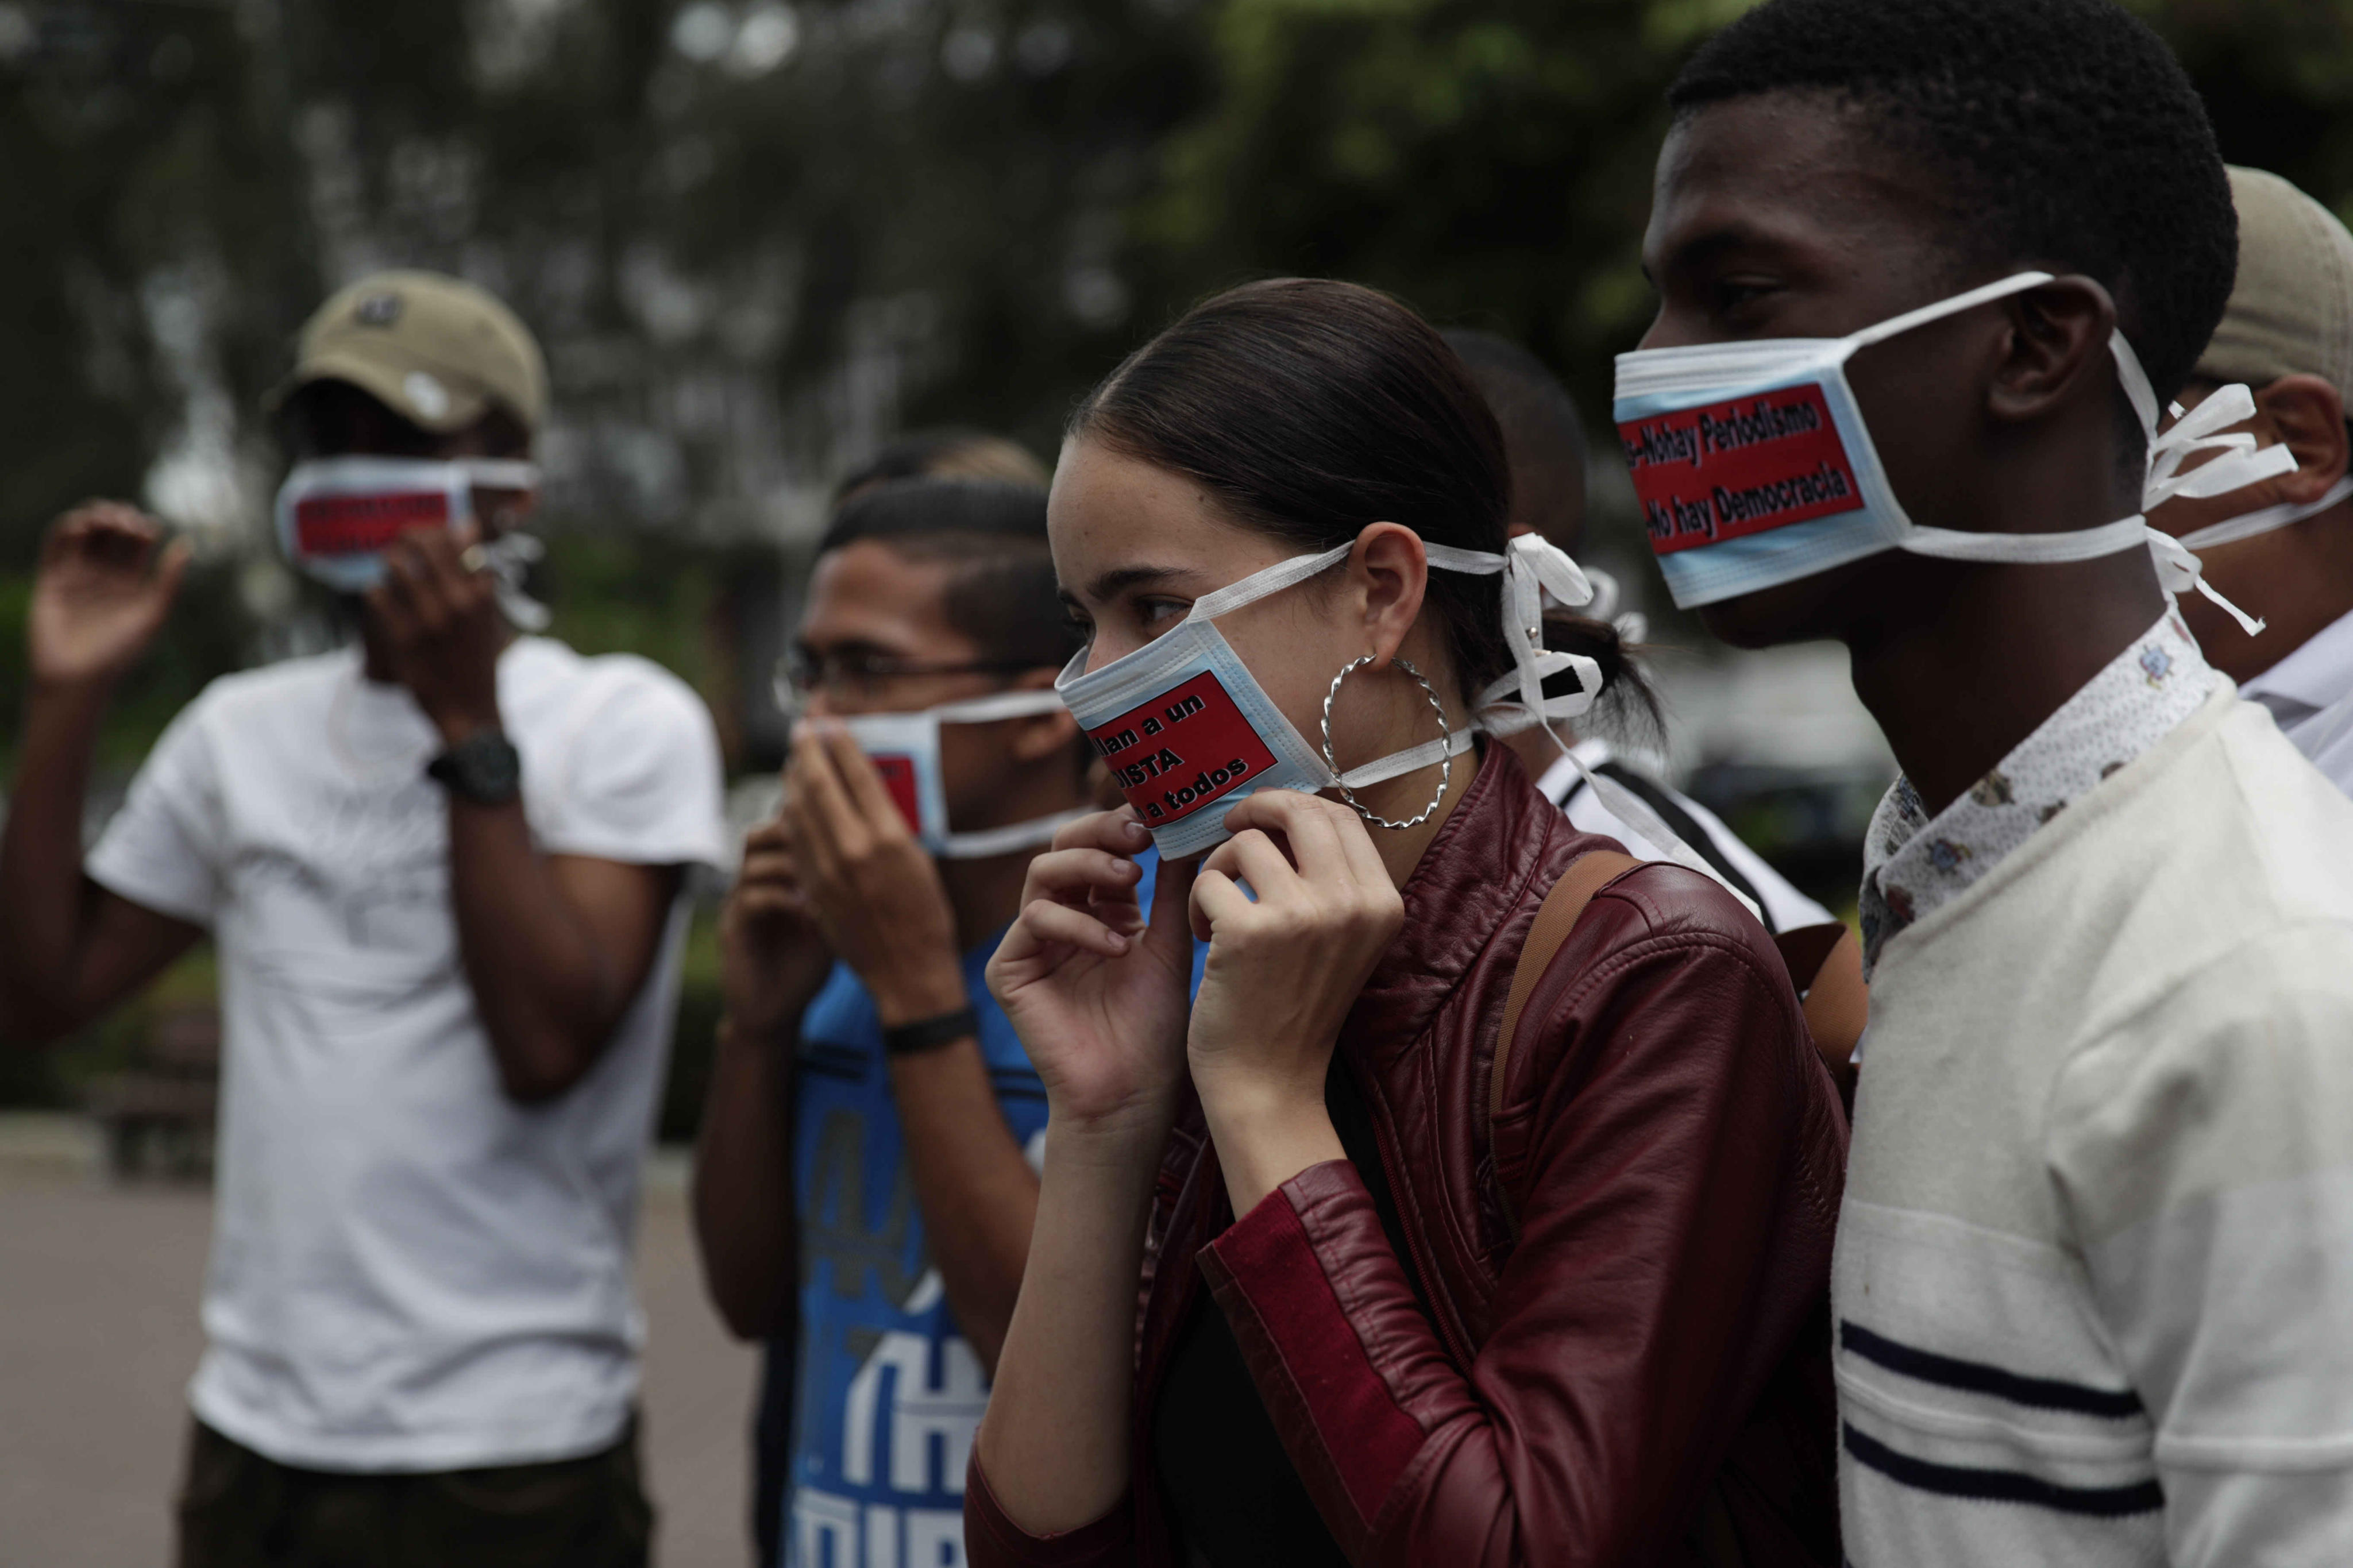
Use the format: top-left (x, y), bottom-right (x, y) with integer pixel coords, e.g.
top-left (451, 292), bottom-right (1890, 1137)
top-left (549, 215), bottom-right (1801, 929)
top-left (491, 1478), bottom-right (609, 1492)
top-left (1670, 0), bottom-right (2235, 404)
top-left (1441, 328), bottom-right (1588, 551)
top-left (819, 477), bottom-right (1077, 669)
top-left (831, 428), bottom-right (1049, 504)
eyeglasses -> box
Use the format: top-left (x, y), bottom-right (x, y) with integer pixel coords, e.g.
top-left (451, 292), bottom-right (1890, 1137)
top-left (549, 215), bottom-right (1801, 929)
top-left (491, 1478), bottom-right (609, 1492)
top-left (773, 647), bottom-right (1047, 709)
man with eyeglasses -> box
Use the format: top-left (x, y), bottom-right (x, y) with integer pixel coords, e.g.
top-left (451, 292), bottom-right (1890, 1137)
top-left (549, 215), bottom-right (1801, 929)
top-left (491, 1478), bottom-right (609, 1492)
top-left (694, 473), bottom-right (1181, 1568)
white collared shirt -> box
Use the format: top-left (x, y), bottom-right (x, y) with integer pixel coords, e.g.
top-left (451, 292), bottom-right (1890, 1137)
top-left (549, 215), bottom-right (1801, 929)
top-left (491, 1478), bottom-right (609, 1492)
top-left (2240, 604), bottom-right (2353, 798)
top-left (1857, 609), bottom-right (2227, 976)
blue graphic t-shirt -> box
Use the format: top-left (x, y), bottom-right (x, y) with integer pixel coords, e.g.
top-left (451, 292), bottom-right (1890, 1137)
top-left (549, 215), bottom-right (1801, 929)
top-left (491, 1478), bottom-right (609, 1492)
top-left (781, 854), bottom-right (1199, 1568)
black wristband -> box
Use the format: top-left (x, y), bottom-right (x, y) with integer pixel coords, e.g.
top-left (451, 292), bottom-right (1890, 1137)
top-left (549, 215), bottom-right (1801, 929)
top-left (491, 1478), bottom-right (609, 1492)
top-left (882, 1005), bottom-right (979, 1057)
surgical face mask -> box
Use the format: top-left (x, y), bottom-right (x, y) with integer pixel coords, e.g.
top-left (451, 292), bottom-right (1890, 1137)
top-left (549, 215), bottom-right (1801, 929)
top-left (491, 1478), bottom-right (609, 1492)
top-left (1612, 271), bottom-right (2295, 632)
top-left (830, 689), bottom-right (1089, 859)
top-left (1056, 534), bottom-right (1610, 860)
top-left (276, 455), bottom-right (550, 628)
top-left (2175, 473), bottom-right (2353, 553)
top-left (1055, 530), bottom-right (1771, 921)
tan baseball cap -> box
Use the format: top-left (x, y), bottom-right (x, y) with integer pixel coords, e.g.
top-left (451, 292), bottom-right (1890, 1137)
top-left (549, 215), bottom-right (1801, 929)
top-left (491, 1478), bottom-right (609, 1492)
top-left (2195, 166), bottom-right (2353, 397)
top-left (274, 270), bottom-right (549, 435)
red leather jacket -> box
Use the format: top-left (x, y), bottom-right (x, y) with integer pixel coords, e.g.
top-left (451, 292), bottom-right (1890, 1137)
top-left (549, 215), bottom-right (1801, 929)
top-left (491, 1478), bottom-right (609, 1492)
top-left (967, 744), bottom-right (1848, 1567)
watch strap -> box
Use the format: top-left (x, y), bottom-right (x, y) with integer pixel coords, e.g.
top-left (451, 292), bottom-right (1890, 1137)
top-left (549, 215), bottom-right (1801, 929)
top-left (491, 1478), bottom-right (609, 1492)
top-left (883, 1005), bottom-right (979, 1057)
top-left (426, 729), bottom-right (523, 805)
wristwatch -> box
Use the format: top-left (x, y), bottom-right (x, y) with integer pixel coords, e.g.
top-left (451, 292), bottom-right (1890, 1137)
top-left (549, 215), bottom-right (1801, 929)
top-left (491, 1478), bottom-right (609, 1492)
top-left (426, 729), bottom-right (523, 805)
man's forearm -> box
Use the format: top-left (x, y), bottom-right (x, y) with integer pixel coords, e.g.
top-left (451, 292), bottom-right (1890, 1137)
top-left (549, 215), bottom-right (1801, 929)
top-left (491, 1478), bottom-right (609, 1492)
top-left (886, 1034), bottom-right (1041, 1375)
top-left (0, 681), bottom-right (112, 1036)
top-left (693, 1015), bottom-right (801, 1339)
top-left (445, 797), bottom-right (628, 1100)
top-left (861, 945), bottom-right (1041, 1373)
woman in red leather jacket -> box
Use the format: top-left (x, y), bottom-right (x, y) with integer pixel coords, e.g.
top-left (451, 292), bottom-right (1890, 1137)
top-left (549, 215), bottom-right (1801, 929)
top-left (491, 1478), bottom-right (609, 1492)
top-left (967, 279), bottom-right (1847, 1567)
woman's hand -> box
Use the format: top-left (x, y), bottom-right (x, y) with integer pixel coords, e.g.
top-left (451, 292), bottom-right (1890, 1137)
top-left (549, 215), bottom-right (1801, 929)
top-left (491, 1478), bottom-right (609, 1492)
top-left (1187, 790), bottom-right (1404, 1214)
top-left (781, 721), bottom-right (967, 1026)
top-left (986, 810), bottom-right (1196, 1151)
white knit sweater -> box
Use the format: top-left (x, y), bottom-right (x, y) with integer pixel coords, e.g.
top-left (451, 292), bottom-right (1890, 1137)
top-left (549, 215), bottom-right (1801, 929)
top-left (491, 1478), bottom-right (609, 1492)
top-left (1837, 688), bottom-right (2353, 1566)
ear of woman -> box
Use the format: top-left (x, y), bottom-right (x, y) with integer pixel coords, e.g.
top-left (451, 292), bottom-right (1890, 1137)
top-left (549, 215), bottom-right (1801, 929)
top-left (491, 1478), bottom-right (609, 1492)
top-left (1343, 523), bottom-right (1434, 676)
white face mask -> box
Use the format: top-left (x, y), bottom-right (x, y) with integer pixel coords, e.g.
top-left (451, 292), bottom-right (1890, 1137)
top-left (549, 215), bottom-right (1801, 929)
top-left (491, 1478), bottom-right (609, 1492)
top-left (276, 455), bottom-right (549, 628)
top-left (1612, 270), bottom-right (2295, 633)
top-left (1054, 530), bottom-right (1769, 917)
top-left (830, 689), bottom-right (1089, 859)
top-left (2175, 473), bottom-right (2353, 553)
top-left (1055, 533), bottom-right (1610, 860)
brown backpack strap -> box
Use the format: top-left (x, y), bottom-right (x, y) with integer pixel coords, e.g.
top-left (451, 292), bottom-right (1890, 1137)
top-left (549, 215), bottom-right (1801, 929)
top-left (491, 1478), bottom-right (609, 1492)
top-left (1492, 851), bottom-right (1641, 1121)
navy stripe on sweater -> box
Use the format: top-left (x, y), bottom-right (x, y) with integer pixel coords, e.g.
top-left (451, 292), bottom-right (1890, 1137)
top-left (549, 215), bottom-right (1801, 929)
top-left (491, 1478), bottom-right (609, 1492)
top-left (1843, 1425), bottom-right (2163, 1518)
top-left (1842, 1319), bottom-right (2145, 1418)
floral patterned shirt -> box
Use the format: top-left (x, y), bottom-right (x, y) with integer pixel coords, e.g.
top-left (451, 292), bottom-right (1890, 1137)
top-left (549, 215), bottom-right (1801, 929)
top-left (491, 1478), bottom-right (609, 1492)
top-left (1858, 609), bottom-right (2228, 976)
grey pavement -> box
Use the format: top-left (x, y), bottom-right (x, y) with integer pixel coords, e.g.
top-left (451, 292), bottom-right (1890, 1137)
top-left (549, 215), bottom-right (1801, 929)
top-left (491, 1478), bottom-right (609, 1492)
top-left (0, 1118), bottom-right (759, 1568)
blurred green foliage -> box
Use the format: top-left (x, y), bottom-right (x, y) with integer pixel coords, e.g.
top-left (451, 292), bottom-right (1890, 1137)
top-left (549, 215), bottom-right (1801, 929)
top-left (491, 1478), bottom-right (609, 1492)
top-left (8, 0), bottom-right (2353, 1128)
top-left (1135, 0), bottom-right (2353, 568)
top-left (9, 0), bottom-right (2353, 757)
top-left (0, 940), bottom-right (218, 1109)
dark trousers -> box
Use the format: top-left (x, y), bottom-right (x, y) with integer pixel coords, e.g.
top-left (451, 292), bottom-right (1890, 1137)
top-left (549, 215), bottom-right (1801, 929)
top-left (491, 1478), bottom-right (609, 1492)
top-left (174, 1417), bottom-right (654, 1568)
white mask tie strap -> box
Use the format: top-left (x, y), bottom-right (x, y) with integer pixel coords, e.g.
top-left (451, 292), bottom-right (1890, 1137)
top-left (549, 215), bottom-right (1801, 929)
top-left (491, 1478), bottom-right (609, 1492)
top-left (1842, 271), bottom-right (2056, 353)
top-left (938, 809), bottom-right (1093, 860)
top-left (1580, 565), bottom-right (1621, 624)
top-left (2109, 331), bottom-right (2163, 440)
top-left (459, 459), bottom-right (542, 492)
top-left (478, 531), bottom-right (550, 631)
top-left (2144, 524), bottom-right (2266, 636)
top-left (2112, 333), bottom-right (2292, 634)
top-left (1902, 515), bottom-right (2151, 564)
top-left (2180, 473), bottom-right (2353, 552)
top-left (1428, 533), bottom-right (1598, 750)
top-left (1333, 726), bottom-right (1478, 790)
top-left (1187, 543), bottom-right (1352, 622)
top-left (2142, 383), bottom-right (2298, 507)
top-left (928, 688), bottom-right (1071, 724)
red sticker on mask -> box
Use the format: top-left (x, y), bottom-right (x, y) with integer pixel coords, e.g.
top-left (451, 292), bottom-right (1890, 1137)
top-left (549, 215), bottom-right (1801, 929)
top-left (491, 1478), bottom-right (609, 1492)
top-left (1617, 383), bottom-right (1865, 555)
top-left (868, 755), bottom-right (924, 835)
top-left (294, 490), bottom-right (453, 555)
top-left (1086, 670), bottom-right (1279, 827)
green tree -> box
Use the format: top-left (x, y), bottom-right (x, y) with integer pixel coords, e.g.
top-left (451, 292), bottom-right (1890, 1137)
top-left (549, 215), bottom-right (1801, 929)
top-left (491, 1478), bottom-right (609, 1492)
top-left (1120, 0), bottom-right (2353, 571)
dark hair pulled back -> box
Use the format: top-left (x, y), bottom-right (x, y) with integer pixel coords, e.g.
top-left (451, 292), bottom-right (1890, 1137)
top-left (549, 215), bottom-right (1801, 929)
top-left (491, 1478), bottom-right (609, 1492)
top-left (1070, 279), bottom-right (1515, 705)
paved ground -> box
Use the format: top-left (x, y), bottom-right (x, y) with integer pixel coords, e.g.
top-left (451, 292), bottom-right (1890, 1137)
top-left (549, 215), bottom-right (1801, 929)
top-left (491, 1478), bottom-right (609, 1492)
top-left (0, 1122), bottom-right (759, 1568)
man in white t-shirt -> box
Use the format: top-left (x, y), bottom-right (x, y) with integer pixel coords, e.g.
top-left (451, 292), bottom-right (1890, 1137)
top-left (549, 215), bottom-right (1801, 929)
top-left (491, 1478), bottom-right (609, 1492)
top-left (1442, 327), bottom-right (1834, 933)
top-left (0, 272), bottom-right (724, 1567)
top-left (2146, 166), bottom-right (2353, 795)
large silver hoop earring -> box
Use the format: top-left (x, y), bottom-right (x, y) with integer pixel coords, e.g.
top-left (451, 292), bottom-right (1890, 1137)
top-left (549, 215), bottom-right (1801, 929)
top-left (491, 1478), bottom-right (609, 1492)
top-left (1321, 654), bottom-right (1452, 831)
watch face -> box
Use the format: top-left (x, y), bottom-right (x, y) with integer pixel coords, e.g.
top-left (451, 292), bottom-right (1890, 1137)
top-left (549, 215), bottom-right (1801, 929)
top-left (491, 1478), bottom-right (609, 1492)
top-left (438, 732), bottom-right (522, 802)
top-left (473, 740), bottom-right (520, 797)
